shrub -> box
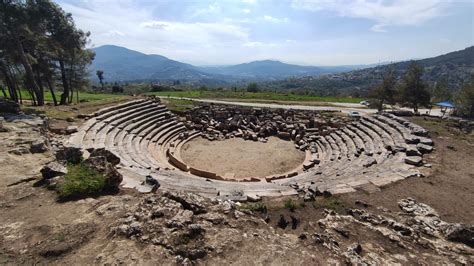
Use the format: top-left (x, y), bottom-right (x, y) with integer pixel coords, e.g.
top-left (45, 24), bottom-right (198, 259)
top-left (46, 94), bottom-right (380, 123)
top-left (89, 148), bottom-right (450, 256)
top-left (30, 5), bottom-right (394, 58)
top-left (312, 196), bottom-right (346, 212)
top-left (57, 163), bottom-right (106, 200)
top-left (239, 202), bottom-right (267, 213)
top-left (284, 199), bottom-right (298, 212)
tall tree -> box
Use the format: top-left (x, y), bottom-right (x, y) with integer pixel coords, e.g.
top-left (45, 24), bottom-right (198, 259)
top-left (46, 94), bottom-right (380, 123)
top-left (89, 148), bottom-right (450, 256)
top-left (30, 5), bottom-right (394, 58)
top-left (96, 70), bottom-right (104, 90)
top-left (247, 82), bottom-right (258, 93)
top-left (456, 75), bottom-right (474, 118)
top-left (0, 0), bottom-right (94, 106)
top-left (431, 77), bottom-right (452, 102)
top-left (399, 62), bottom-right (431, 113)
top-left (369, 65), bottom-right (397, 112)
top-left (0, 1), bottom-right (44, 105)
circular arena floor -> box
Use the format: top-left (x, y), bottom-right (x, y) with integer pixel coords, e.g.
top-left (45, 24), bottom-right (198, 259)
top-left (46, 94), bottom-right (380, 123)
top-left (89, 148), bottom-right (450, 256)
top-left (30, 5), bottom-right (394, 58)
top-left (180, 137), bottom-right (305, 180)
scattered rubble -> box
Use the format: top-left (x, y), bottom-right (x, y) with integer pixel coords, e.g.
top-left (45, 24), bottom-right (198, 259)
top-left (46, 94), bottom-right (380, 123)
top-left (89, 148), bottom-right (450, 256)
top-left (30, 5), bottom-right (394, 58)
top-left (183, 105), bottom-right (350, 150)
top-left (83, 150), bottom-right (123, 191)
top-left (30, 138), bottom-right (50, 153)
top-left (56, 146), bottom-right (83, 164)
top-left (40, 161), bottom-right (68, 179)
top-left (0, 97), bottom-right (21, 114)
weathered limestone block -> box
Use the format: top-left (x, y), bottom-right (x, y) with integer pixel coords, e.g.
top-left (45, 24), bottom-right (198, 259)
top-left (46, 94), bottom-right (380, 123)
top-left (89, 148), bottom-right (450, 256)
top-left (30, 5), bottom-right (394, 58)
top-left (41, 161), bottom-right (68, 179)
top-left (417, 143), bottom-right (433, 154)
top-left (405, 156), bottom-right (423, 166)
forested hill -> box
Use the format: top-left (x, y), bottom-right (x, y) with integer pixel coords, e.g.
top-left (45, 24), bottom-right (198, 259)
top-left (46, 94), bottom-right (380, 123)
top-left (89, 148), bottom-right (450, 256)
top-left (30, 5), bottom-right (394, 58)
top-left (265, 46), bottom-right (474, 96)
top-left (90, 45), bottom-right (215, 82)
top-left (90, 45), bottom-right (363, 82)
top-left (197, 60), bottom-right (358, 79)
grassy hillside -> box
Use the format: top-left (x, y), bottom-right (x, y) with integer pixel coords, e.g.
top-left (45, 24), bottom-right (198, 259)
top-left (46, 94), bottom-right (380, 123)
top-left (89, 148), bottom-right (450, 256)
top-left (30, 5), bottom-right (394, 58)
top-left (148, 90), bottom-right (363, 103)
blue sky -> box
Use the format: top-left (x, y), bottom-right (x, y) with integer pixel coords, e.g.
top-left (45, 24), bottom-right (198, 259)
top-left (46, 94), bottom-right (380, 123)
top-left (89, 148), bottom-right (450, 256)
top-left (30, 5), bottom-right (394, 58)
top-left (57, 0), bottom-right (474, 66)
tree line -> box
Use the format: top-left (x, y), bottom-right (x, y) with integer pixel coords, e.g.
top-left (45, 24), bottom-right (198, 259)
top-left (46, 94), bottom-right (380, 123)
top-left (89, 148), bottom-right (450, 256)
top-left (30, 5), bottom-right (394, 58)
top-left (370, 62), bottom-right (474, 118)
top-left (0, 0), bottom-right (94, 106)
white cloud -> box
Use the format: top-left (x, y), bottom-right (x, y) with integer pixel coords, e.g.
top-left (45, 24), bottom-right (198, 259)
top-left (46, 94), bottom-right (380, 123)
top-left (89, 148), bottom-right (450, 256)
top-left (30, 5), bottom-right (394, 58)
top-left (104, 30), bottom-right (125, 37)
top-left (292, 0), bottom-right (449, 32)
top-left (140, 20), bottom-right (249, 43)
top-left (242, 41), bottom-right (279, 47)
top-left (191, 2), bottom-right (221, 18)
top-left (58, 1), bottom-right (251, 63)
top-left (140, 21), bottom-right (170, 30)
top-left (242, 8), bottom-right (251, 14)
top-left (242, 41), bottom-right (264, 47)
top-left (370, 24), bottom-right (387, 33)
top-left (263, 15), bottom-right (289, 23)
top-left (242, 0), bottom-right (257, 4)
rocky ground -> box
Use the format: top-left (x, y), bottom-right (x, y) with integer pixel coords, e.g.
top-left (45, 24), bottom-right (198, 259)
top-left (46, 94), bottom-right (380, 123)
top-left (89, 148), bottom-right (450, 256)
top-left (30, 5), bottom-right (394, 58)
top-left (0, 101), bottom-right (473, 265)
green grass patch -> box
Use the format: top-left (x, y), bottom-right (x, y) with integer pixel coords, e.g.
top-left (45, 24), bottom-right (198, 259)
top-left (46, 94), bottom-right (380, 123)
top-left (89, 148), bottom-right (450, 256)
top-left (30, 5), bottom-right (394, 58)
top-left (52, 233), bottom-right (66, 242)
top-left (6, 89), bottom-right (127, 104)
top-left (238, 202), bottom-right (268, 213)
top-left (148, 90), bottom-right (363, 103)
top-left (283, 198), bottom-right (305, 212)
top-left (312, 196), bottom-right (346, 212)
top-left (163, 98), bottom-right (197, 113)
top-left (57, 163), bottom-right (106, 200)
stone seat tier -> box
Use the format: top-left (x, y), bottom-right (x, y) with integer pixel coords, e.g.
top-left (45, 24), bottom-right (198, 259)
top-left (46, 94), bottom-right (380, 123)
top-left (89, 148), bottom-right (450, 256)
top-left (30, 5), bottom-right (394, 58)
top-left (69, 100), bottom-right (153, 147)
top-left (382, 113), bottom-right (428, 136)
top-left (331, 132), bottom-right (349, 159)
top-left (94, 100), bottom-right (151, 121)
top-left (325, 135), bottom-right (340, 161)
top-left (346, 124), bottom-right (375, 155)
top-left (318, 136), bottom-right (334, 161)
top-left (172, 131), bottom-right (201, 162)
top-left (335, 130), bottom-right (357, 157)
top-left (353, 122), bottom-right (390, 163)
top-left (94, 106), bottom-right (166, 148)
top-left (341, 127), bottom-right (365, 153)
top-left (91, 99), bottom-right (147, 117)
top-left (373, 114), bottom-right (413, 141)
top-left (362, 116), bottom-right (405, 148)
top-left (314, 140), bottom-right (329, 164)
top-left (82, 101), bottom-right (158, 147)
top-left (147, 122), bottom-right (184, 167)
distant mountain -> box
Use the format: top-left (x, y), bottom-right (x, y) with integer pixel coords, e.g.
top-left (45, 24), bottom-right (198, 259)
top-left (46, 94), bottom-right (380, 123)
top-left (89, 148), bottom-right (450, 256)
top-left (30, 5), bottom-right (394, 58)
top-left (89, 45), bottom-right (364, 82)
top-left (90, 45), bottom-right (215, 82)
top-left (265, 46), bottom-right (474, 95)
top-left (197, 60), bottom-right (360, 79)
top-left (90, 45), bottom-right (472, 91)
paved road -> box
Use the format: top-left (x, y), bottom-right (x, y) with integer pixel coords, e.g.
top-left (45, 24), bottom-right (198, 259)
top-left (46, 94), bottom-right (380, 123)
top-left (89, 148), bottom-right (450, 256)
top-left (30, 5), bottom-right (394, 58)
top-left (159, 96), bottom-right (445, 117)
top-left (159, 96), bottom-right (377, 114)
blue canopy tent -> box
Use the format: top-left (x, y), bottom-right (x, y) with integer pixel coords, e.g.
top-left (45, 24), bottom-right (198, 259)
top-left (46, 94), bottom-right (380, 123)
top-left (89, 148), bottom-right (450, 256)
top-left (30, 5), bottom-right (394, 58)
top-left (434, 101), bottom-right (455, 117)
top-left (435, 101), bottom-right (455, 108)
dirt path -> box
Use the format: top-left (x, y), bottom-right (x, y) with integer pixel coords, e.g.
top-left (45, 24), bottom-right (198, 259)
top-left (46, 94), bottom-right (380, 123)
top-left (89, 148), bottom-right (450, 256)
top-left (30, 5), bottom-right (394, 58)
top-left (180, 136), bottom-right (305, 179)
top-left (160, 96), bottom-right (445, 116)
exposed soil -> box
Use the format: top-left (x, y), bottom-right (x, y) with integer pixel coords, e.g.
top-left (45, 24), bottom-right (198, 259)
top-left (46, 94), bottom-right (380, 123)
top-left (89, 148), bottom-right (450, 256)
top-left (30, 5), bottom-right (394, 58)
top-left (180, 136), bottom-right (305, 179)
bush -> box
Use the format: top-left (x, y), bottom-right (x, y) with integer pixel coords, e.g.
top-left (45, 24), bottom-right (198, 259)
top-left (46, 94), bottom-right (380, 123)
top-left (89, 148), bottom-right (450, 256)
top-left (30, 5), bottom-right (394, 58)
top-left (239, 202), bottom-right (267, 213)
top-left (57, 163), bottom-right (106, 200)
top-left (247, 83), bottom-right (259, 93)
top-left (284, 199), bottom-right (298, 211)
top-left (312, 196), bottom-right (346, 212)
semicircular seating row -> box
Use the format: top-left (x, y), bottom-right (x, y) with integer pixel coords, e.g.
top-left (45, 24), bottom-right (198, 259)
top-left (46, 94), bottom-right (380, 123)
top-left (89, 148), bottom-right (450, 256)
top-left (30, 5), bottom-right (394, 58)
top-left (68, 98), bottom-right (433, 197)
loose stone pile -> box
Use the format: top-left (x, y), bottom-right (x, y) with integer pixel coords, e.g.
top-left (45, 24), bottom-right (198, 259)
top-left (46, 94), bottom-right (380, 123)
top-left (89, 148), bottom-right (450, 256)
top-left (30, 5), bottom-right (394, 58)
top-left (182, 105), bottom-right (350, 151)
top-left (68, 98), bottom-right (434, 200)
